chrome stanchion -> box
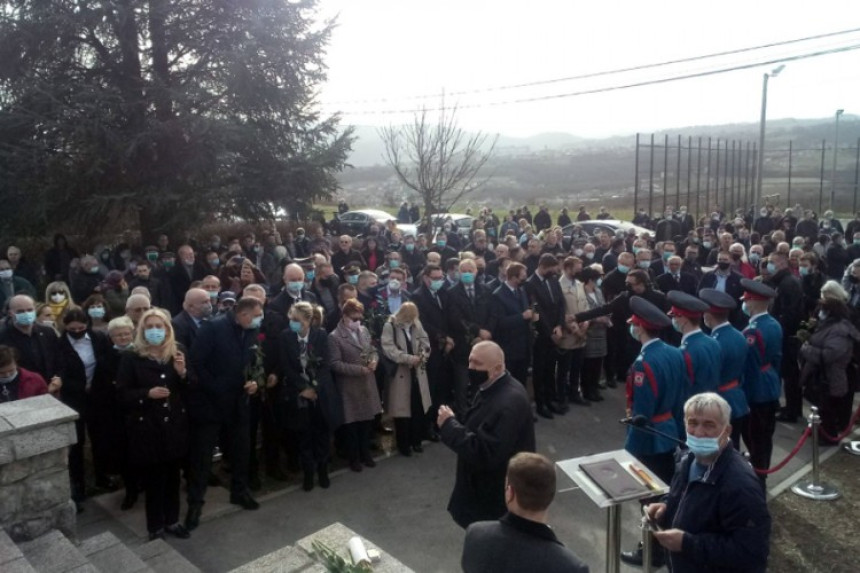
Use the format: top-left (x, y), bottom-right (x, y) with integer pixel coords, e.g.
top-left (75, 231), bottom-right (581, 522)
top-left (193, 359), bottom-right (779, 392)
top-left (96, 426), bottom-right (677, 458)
top-left (641, 521), bottom-right (653, 573)
top-left (791, 406), bottom-right (841, 501)
top-left (843, 441), bottom-right (860, 456)
top-left (606, 505), bottom-right (622, 573)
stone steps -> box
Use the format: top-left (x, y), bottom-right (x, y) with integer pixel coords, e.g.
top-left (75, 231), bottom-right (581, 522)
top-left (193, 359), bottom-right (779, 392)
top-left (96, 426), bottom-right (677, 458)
top-left (228, 544), bottom-right (321, 573)
top-left (78, 532), bottom-right (152, 573)
top-left (18, 529), bottom-right (97, 573)
top-left (135, 538), bottom-right (201, 573)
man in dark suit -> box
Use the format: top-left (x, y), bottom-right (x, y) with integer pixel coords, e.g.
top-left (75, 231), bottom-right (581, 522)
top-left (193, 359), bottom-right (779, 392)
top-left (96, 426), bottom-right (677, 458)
top-left (171, 288), bottom-right (212, 351)
top-left (525, 254), bottom-right (566, 419)
top-left (462, 452), bottom-right (590, 573)
top-left (489, 262), bottom-right (534, 387)
top-left (0, 295), bottom-right (64, 388)
top-left (169, 245), bottom-right (207, 314)
top-left (766, 252), bottom-right (804, 423)
top-left (330, 236), bottom-right (366, 280)
top-left (412, 263), bottom-right (454, 437)
top-left (601, 252), bottom-right (634, 387)
top-left (655, 256), bottom-right (698, 296)
top-left (697, 250), bottom-right (745, 327)
top-left (447, 258), bottom-right (493, 414)
top-left (438, 341), bottom-right (536, 529)
top-left (186, 297), bottom-right (264, 530)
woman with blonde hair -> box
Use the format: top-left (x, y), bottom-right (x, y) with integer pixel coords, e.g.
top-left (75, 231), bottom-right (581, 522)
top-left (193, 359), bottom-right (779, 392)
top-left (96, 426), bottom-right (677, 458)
top-left (45, 281), bottom-right (74, 323)
top-left (381, 302), bottom-right (431, 456)
top-left (116, 308), bottom-right (190, 540)
top-left (329, 298), bottom-right (381, 472)
top-left (277, 302), bottom-right (337, 491)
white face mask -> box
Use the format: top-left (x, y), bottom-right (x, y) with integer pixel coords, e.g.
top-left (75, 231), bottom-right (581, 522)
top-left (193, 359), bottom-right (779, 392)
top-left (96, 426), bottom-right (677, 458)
top-left (50, 293), bottom-right (66, 303)
top-left (388, 279), bottom-right (401, 291)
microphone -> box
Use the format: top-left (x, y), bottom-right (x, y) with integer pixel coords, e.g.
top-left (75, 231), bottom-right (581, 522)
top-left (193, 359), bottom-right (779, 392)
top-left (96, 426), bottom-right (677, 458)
top-left (619, 415), bottom-right (687, 447)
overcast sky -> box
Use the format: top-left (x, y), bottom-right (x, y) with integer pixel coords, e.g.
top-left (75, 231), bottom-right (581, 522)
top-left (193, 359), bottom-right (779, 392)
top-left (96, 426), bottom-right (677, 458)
top-left (315, 0), bottom-right (860, 139)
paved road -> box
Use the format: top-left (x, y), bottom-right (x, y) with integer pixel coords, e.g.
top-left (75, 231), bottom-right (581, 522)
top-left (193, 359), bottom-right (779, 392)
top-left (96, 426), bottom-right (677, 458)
top-left (78, 382), bottom-right (846, 572)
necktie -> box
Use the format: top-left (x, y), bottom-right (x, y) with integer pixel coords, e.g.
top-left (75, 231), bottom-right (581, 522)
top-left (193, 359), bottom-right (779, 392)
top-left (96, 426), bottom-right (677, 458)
top-left (545, 279), bottom-right (554, 303)
top-left (434, 293), bottom-right (442, 309)
top-left (467, 286), bottom-right (474, 301)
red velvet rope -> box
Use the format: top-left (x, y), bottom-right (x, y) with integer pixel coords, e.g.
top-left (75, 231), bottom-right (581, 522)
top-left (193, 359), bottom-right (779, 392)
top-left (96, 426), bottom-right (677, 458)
top-left (817, 401), bottom-right (860, 443)
top-left (752, 426), bottom-right (812, 475)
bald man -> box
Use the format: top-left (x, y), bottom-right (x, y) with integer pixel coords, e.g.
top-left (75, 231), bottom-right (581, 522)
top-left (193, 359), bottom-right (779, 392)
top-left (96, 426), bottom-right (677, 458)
top-left (438, 341), bottom-right (536, 529)
top-left (172, 288), bottom-right (213, 350)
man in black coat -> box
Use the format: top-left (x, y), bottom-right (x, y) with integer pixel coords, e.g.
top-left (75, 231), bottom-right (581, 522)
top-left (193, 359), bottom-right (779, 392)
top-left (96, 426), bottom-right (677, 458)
top-left (185, 297), bottom-right (264, 530)
top-left (330, 236), bottom-right (366, 280)
top-left (0, 295), bottom-right (64, 386)
top-left (525, 254), bottom-right (566, 418)
top-left (438, 341), bottom-right (536, 529)
top-left (766, 252), bottom-right (804, 423)
top-left (655, 256), bottom-right (698, 296)
top-left (168, 245), bottom-right (208, 314)
top-left (462, 452), bottom-right (589, 573)
top-left (171, 288), bottom-right (212, 351)
top-left (489, 262), bottom-right (534, 387)
top-left (697, 251), bottom-right (745, 327)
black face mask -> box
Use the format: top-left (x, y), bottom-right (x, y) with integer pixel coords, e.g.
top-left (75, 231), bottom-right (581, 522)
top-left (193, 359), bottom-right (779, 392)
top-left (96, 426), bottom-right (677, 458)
top-left (717, 261), bottom-right (731, 271)
top-left (67, 330), bottom-right (87, 340)
top-left (468, 368), bottom-right (490, 387)
top-left (730, 253), bottom-right (741, 261)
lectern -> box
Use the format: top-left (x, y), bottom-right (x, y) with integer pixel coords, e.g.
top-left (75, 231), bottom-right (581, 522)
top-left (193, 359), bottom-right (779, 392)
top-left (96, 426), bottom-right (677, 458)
top-left (557, 449), bottom-right (669, 573)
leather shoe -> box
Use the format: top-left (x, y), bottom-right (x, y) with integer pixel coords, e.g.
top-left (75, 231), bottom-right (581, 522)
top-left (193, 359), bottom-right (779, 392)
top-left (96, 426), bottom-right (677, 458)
top-left (165, 523), bottom-right (191, 539)
top-left (120, 491), bottom-right (138, 511)
top-left (569, 394), bottom-right (591, 407)
top-left (776, 411), bottom-right (799, 423)
top-left (536, 406), bottom-right (554, 419)
top-left (349, 461), bottom-right (363, 472)
top-left (185, 505), bottom-right (202, 531)
top-left (620, 546), bottom-right (665, 568)
top-left (230, 492), bottom-right (260, 510)
top-left (585, 392), bottom-right (604, 402)
top-left (411, 444), bottom-right (424, 453)
top-left (606, 379), bottom-right (618, 389)
top-left (249, 473), bottom-right (261, 492)
top-left (318, 464), bottom-right (330, 489)
top-left (398, 447), bottom-right (412, 457)
top-left (303, 471), bottom-right (314, 492)
top-left (148, 530), bottom-right (165, 541)
top-left (362, 457), bottom-right (377, 468)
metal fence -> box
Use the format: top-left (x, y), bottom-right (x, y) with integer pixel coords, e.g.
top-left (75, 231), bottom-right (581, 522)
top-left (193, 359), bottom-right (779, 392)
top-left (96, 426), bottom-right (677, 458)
top-left (633, 133), bottom-right (860, 218)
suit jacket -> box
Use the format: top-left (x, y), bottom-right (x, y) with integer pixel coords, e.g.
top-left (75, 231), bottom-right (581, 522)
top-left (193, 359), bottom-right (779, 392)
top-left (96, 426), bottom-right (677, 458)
top-left (412, 285), bottom-right (451, 348)
top-left (0, 321), bottom-right (64, 382)
top-left (277, 326), bottom-right (341, 431)
top-left (263, 288), bottom-right (318, 374)
top-left (489, 283), bottom-right (531, 362)
top-left (446, 282), bottom-right (492, 362)
top-left (697, 271), bottom-right (744, 302)
top-left (767, 269), bottom-right (803, 337)
top-left (56, 329), bottom-right (111, 414)
top-left (462, 513), bottom-right (590, 573)
top-left (524, 274), bottom-right (564, 341)
top-left (440, 373), bottom-right (536, 528)
top-left (655, 271), bottom-right (698, 296)
top-left (168, 262), bottom-right (207, 313)
top-left (172, 311), bottom-right (202, 352)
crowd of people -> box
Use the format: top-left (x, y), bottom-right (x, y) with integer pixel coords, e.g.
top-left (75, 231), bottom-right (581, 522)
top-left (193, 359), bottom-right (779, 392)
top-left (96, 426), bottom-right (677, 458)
top-left (0, 199), bottom-right (858, 568)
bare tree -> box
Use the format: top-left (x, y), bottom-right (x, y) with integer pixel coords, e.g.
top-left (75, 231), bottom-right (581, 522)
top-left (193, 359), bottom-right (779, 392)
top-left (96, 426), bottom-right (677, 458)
top-left (379, 105), bottom-right (497, 232)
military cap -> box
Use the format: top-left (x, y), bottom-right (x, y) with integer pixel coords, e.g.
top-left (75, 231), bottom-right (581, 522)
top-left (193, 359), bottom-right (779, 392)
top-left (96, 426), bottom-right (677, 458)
top-left (667, 290), bottom-right (709, 318)
top-left (219, 291), bottom-right (237, 303)
top-left (740, 278), bottom-right (776, 301)
top-left (699, 288), bottom-right (737, 313)
top-left (629, 295), bottom-right (671, 330)
top-left (341, 263), bottom-right (361, 275)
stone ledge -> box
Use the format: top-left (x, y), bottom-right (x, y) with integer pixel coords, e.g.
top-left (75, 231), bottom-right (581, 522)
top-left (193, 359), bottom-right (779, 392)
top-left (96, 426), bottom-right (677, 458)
top-left (0, 396), bottom-right (78, 432)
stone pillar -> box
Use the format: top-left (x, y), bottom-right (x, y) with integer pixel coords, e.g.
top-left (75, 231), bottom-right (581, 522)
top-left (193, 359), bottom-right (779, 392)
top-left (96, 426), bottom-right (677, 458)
top-left (0, 395), bottom-right (79, 542)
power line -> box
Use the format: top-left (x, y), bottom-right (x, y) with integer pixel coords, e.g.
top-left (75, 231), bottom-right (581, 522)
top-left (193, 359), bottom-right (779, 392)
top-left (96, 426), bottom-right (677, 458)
top-left (323, 27), bottom-right (860, 106)
top-left (327, 43), bottom-right (860, 116)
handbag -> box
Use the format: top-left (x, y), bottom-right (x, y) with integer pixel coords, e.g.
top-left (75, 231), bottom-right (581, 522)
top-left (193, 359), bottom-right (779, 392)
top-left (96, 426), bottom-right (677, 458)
top-left (380, 322), bottom-right (401, 378)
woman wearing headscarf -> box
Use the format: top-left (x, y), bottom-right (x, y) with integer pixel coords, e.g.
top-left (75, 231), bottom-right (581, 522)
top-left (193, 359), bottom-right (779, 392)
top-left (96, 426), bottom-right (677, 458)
top-left (100, 270), bottom-right (130, 317)
top-left (277, 302), bottom-right (338, 491)
top-left (380, 302), bottom-right (431, 456)
top-left (44, 281), bottom-right (74, 323)
top-left (116, 308), bottom-right (190, 540)
top-left (800, 280), bottom-right (860, 446)
top-left (329, 299), bottom-right (381, 472)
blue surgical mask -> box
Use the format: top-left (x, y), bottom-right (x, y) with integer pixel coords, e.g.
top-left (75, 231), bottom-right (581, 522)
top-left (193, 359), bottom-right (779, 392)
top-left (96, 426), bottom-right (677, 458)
top-left (799, 266), bottom-right (809, 276)
top-left (289, 319), bottom-right (303, 333)
top-left (671, 318), bottom-right (682, 333)
top-left (628, 325), bottom-right (640, 341)
top-left (749, 254), bottom-right (760, 265)
top-left (208, 259), bottom-right (220, 268)
top-left (88, 307), bottom-right (106, 319)
top-left (389, 259), bottom-right (400, 269)
top-left (617, 264), bottom-right (630, 274)
top-left (430, 279), bottom-right (445, 292)
top-left (818, 310), bottom-right (828, 321)
top-left (632, 247), bottom-right (641, 255)
top-left (405, 243), bottom-right (415, 252)
top-left (14, 311), bottom-right (37, 327)
top-left (596, 278), bottom-right (603, 288)
top-left (144, 327), bottom-right (166, 345)
top-left (460, 271), bottom-right (476, 284)
top-left (347, 274), bottom-right (359, 285)
top-left (287, 280), bottom-right (305, 293)
top-left (702, 241), bottom-right (713, 249)
top-left (305, 270), bottom-right (315, 281)
top-left (249, 315), bottom-right (264, 330)
top-left (436, 240), bottom-right (446, 248)
top-left (766, 262), bottom-right (776, 274)
top-left (741, 301), bottom-right (750, 316)
top-left (663, 252), bottom-right (673, 261)
top-left (686, 434), bottom-right (721, 457)
top-left (638, 261), bottom-right (651, 269)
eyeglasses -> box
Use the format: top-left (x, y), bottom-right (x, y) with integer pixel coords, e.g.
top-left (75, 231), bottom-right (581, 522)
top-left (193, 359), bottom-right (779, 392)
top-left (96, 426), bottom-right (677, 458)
top-left (131, 307), bottom-right (150, 312)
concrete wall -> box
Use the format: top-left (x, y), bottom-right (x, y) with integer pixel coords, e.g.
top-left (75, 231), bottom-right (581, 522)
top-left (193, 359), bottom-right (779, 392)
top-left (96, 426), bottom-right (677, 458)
top-left (0, 395), bottom-right (79, 541)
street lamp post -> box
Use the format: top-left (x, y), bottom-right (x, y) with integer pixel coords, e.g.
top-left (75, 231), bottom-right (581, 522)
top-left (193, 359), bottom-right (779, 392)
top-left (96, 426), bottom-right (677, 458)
top-left (755, 65), bottom-right (785, 209)
top-left (830, 108), bottom-right (845, 210)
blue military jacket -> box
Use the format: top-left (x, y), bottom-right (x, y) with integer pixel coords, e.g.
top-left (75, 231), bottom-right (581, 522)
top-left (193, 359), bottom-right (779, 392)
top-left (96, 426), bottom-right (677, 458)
top-left (679, 330), bottom-right (722, 398)
top-left (625, 338), bottom-right (686, 456)
top-left (711, 323), bottom-right (750, 419)
top-left (742, 313), bottom-right (783, 404)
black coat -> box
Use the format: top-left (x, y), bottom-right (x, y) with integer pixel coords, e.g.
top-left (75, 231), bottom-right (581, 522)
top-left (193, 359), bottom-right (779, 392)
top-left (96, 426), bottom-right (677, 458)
top-left (524, 274), bottom-right (564, 341)
top-left (116, 350), bottom-right (190, 466)
top-left (262, 288), bottom-right (318, 374)
top-left (462, 512), bottom-right (589, 573)
top-left (56, 330), bottom-right (111, 415)
top-left (412, 285), bottom-right (451, 348)
top-left (447, 282), bottom-right (493, 360)
top-left (0, 322), bottom-right (64, 383)
top-left (656, 271), bottom-right (698, 296)
top-left (489, 283), bottom-right (532, 363)
top-left (168, 263), bottom-right (208, 313)
top-left (767, 269), bottom-right (803, 337)
top-left (171, 311), bottom-right (202, 353)
top-left (276, 327), bottom-right (342, 431)
top-left (440, 373), bottom-right (536, 528)
top-left (188, 312), bottom-right (258, 423)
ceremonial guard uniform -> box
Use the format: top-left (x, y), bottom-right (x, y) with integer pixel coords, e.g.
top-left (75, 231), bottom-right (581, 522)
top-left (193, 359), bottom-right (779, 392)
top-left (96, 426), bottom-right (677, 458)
top-left (624, 296), bottom-right (686, 484)
top-left (739, 279), bottom-right (782, 481)
top-left (667, 291), bottom-right (722, 400)
top-left (700, 288), bottom-right (750, 448)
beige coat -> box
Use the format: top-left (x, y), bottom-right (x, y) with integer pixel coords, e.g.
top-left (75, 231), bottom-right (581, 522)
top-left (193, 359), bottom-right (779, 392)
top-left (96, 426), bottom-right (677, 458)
top-left (559, 275), bottom-right (588, 349)
top-left (381, 319), bottom-right (432, 418)
top-left (329, 322), bottom-right (382, 424)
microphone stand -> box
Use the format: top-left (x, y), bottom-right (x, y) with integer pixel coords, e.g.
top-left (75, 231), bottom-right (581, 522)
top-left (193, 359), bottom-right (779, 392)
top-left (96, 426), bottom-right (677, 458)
top-left (619, 418), bottom-right (687, 448)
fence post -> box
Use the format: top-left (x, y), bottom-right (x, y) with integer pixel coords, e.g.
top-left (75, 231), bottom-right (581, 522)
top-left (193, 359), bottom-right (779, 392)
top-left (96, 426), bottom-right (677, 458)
top-left (649, 134), bottom-right (655, 217)
top-left (676, 134), bottom-right (682, 209)
top-left (706, 138), bottom-right (712, 214)
top-left (819, 139), bottom-right (826, 215)
top-left (787, 140), bottom-right (793, 208)
top-left (715, 139), bottom-right (721, 213)
top-left (696, 137), bottom-right (703, 220)
top-left (634, 133), bottom-right (640, 216)
top-left (663, 134), bottom-right (669, 212)
top-left (854, 138), bottom-right (860, 215)
top-left (791, 406), bottom-right (840, 500)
